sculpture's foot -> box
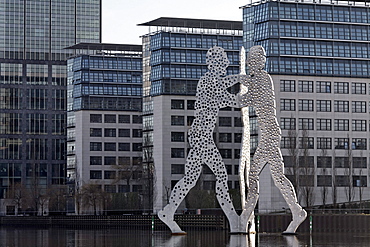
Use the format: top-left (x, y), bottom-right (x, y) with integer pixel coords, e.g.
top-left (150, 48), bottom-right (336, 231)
top-left (283, 209), bottom-right (307, 234)
top-left (229, 212), bottom-right (250, 234)
top-left (158, 209), bottom-right (186, 235)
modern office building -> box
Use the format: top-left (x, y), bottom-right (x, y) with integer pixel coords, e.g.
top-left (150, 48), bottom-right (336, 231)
top-left (66, 43), bottom-right (143, 212)
top-left (0, 0), bottom-right (101, 214)
top-left (139, 17), bottom-right (245, 212)
top-left (242, 0), bottom-right (370, 211)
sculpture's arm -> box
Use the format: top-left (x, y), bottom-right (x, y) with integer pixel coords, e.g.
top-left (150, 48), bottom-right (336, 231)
top-left (223, 74), bottom-right (248, 88)
top-left (219, 91), bottom-right (240, 109)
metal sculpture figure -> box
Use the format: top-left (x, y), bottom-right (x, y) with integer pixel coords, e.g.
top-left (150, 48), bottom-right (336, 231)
top-left (158, 46), bottom-right (245, 234)
top-left (239, 45), bottom-right (307, 234)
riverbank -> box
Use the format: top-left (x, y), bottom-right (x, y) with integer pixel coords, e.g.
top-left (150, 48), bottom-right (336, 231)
top-left (1, 214), bottom-right (369, 233)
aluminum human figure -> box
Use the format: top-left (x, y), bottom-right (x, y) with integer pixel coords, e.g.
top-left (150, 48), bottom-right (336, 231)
top-left (239, 45), bottom-right (307, 234)
top-left (158, 46), bottom-right (245, 234)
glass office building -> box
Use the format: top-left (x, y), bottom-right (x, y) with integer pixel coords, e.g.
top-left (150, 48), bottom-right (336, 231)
top-left (66, 43), bottom-right (143, 213)
top-left (0, 0), bottom-right (101, 205)
top-left (243, 0), bottom-right (370, 211)
top-left (139, 17), bottom-right (245, 211)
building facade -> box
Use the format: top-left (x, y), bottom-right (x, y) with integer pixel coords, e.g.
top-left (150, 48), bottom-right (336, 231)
top-left (67, 43), bottom-right (142, 197)
top-left (67, 43), bottom-right (144, 213)
top-left (139, 17), bottom-right (245, 212)
top-left (243, 0), bottom-right (370, 211)
top-left (0, 0), bottom-right (101, 212)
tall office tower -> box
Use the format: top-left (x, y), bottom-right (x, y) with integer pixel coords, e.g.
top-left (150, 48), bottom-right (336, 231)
top-left (0, 1), bottom-right (101, 211)
top-left (242, 0), bottom-right (370, 212)
top-left (139, 17), bottom-right (244, 212)
top-left (66, 43), bottom-right (143, 213)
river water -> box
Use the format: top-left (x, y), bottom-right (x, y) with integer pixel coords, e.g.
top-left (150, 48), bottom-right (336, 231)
top-left (0, 227), bottom-right (369, 247)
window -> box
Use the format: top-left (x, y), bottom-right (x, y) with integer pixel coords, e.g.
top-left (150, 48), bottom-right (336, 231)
top-left (283, 156), bottom-right (294, 167)
top-left (353, 176), bottom-right (367, 187)
top-left (104, 143), bottom-right (116, 151)
top-left (234, 133), bottom-right (242, 143)
top-left (171, 116), bottom-right (184, 126)
top-left (219, 133), bottom-right (232, 142)
top-left (317, 156), bottom-right (332, 168)
top-left (90, 128), bottom-right (102, 137)
top-left (317, 100), bottom-right (331, 112)
top-left (104, 114), bottom-right (116, 123)
top-left (187, 116), bottom-right (195, 126)
top-left (334, 101), bottom-right (349, 112)
top-left (298, 118), bottom-right (314, 130)
top-left (90, 170), bottom-right (102, 179)
top-left (118, 143), bottom-right (130, 151)
top-left (104, 171), bottom-right (116, 180)
top-left (90, 114), bottom-right (102, 123)
top-left (353, 157), bottom-right (367, 168)
top-left (299, 137), bottom-right (314, 149)
top-left (118, 156), bottom-right (130, 165)
top-left (105, 185), bottom-right (116, 193)
top-left (90, 142), bottom-right (102, 151)
top-left (104, 128), bottom-right (116, 137)
top-left (317, 137), bottom-right (331, 149)
top-left (118, 129), bottom-right (130, 137)
top-left (334, 119), bottom-right (349, 131)
top-left (90, 156), bottom-right (102, 165)
top-left (335, 157), bottom-right (349, 168)
top-left (219, 117), bottom-right (232, 127)
top-left (280, 118), bottom-right (296, 130)
top-left (352, 138), bottom-right (367, 150)
top-left (335, 138), bottom-right (349, 149)
top-left (171, 148), bottom-right (185, 158)
top-left (335, 175), bottom-right (349, 187)
top-left (187, 100), bottom-right (195, 110)
top-left (298, 99), bottom-right (313, 111)
top-left (280, 99), bottom-right (295, 111)
top-left (171, 132), bottom-right (185, 142)
top-left (281, 137), bottom-right (296, 149)
top-left (171, 164), bottom-right (184, 174)
top-left (298, 80), bottom-right (313, 92)
top-left (171, 100), bottom-right (184, 109)
top-left (316, 81), bottom-right (331, 93)
top-left (317, 119), bottom-right (331, 131)
top-left (234, 117), bottom-right (243, 127)
top-left (104, 156), bottom-right (116, 166)
top-left (280, 80), bottom-right (295, 92)
top-left (352, 82), bottom-right (366, 94)
top-left (352, 101), bottom-right (366, 113)
top-left (118, 115), bottom-right (130, 123)
top-left (317, 175), bottom-right (332, 187)
top-left (352, 120), bottom-right (367, 131)
top-left (132, 129), bottom-right (142, 138)
top-left (132, 115), bottom-right (142, 123)
top-left (334, 82), bottom-right (349, 94)
top-left (219, 149), bottom-right (232, 159)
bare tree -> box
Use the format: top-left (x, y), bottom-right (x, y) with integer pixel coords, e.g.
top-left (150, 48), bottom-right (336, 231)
top-left (6, 182), bottom-right (27, 215)
top-left (344, 135), bottom-right (354, 203)
top-left (332, 150), bottom-right (337, 207)
top-left (81, 183), bottom-right (105, 215)
top-left (319, 149), bottom-right (329, 207)
top-left (299, 128), bottom-right (315, 208)
top-left (142, 131), bottom-right (155, 212)
top-left (286, 128), bottom-right (299, 197)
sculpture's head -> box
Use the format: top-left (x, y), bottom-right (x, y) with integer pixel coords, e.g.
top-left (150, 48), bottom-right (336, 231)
top-left (247, 45), bottom-right (266, 72)
top-left (206, 46), bottom-right (230, 76)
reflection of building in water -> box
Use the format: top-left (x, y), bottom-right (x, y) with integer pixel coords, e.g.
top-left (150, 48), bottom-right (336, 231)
top-left (242, 0), bottom-right (370, 211)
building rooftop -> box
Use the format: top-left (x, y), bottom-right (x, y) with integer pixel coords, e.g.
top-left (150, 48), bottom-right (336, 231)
top-left (66, 43), bottom-right (142, 52)
top-left (138, 17), bottom-right (243, 30)
top-left (241, 0), bottom-right (370, 8)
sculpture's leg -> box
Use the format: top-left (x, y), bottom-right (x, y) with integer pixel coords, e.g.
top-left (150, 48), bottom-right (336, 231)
top-left (270, 158), bottom-right (307, 234)
top-left (158, 150), bottom-right (202, 234)
top-left (205, 146), bottom-right (240, 233)
top-left (240, 152), bottom-right (266, 232)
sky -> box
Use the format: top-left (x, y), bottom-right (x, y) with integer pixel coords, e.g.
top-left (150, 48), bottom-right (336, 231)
top-left (102, 0), bottom-right (248, 44)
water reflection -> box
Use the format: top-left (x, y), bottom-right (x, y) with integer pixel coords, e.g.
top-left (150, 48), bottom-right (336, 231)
top-left (0, 227), bottom-right (370, 247)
